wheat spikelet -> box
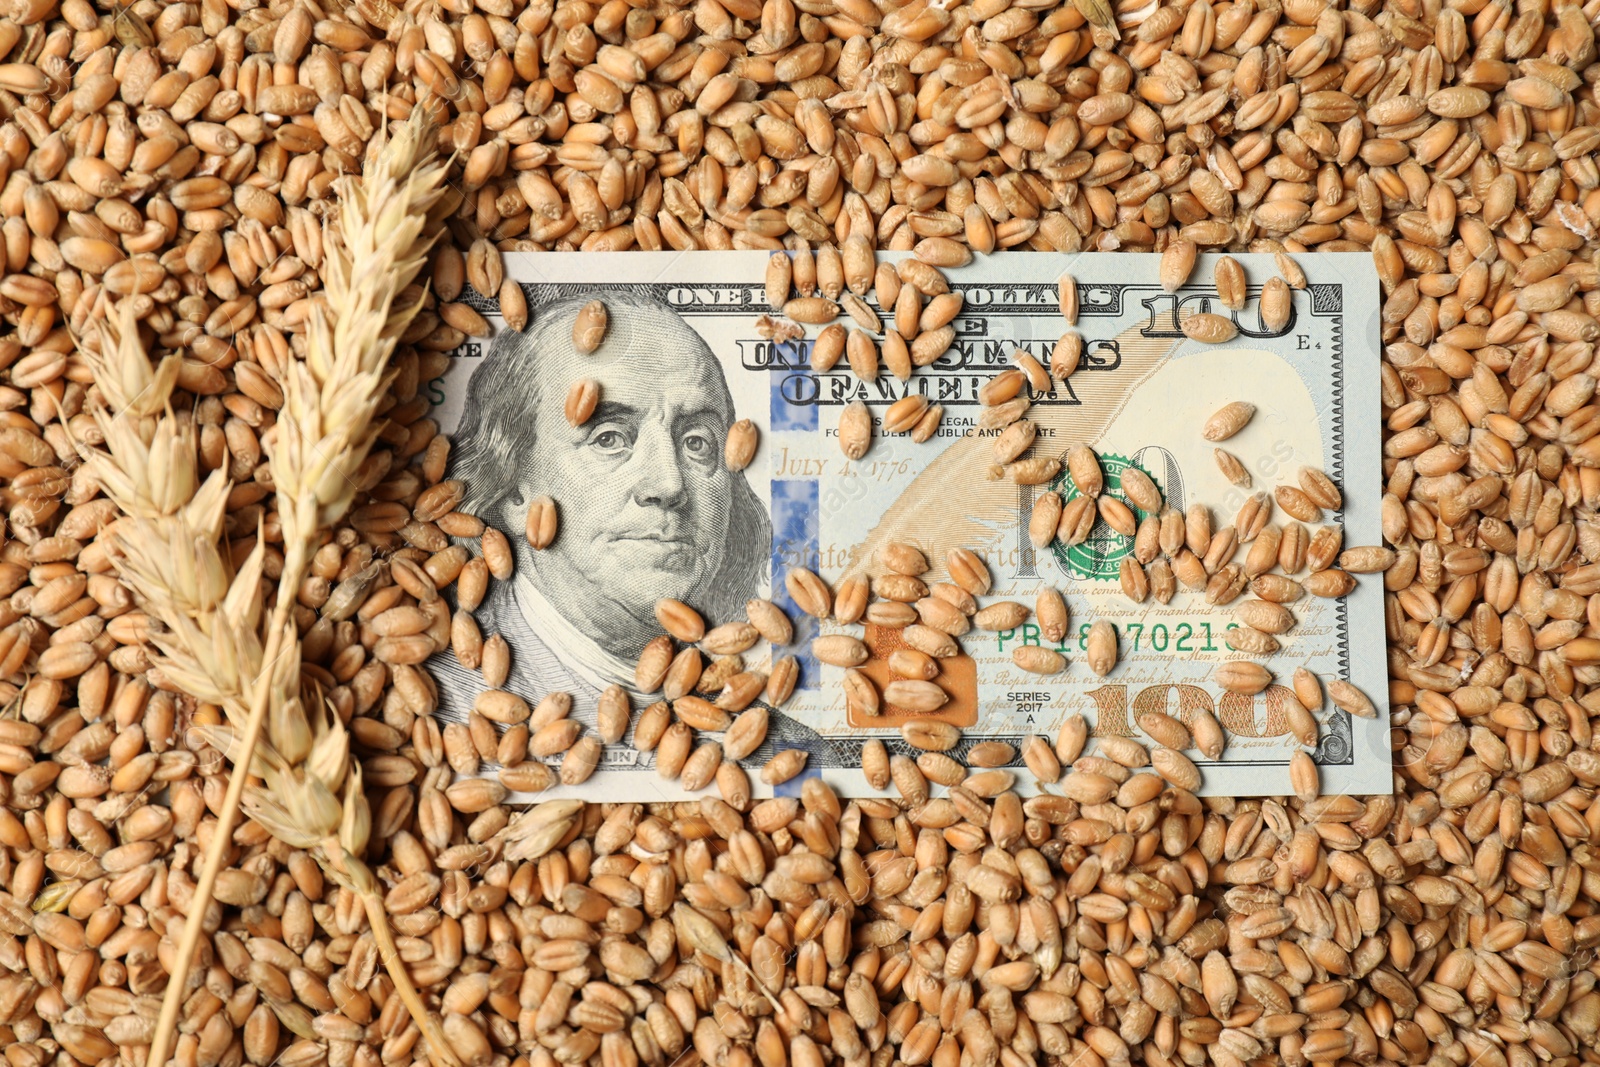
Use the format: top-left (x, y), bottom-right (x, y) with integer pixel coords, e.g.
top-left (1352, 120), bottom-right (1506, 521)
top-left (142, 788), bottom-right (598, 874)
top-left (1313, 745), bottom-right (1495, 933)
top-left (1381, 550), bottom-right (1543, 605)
top-left (81, 111), bottom-right (456, 1067)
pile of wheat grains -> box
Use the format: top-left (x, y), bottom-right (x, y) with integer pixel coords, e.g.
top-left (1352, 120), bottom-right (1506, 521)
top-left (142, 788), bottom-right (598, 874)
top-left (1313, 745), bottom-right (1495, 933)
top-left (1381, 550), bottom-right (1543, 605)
top-left (0, 1), bottom-right (1598, 1067)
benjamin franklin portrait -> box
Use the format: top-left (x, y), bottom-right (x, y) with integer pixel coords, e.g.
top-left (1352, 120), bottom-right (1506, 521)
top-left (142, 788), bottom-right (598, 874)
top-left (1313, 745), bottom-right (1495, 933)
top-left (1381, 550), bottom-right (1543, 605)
top-left (430, 290), bottom-right (838, 779)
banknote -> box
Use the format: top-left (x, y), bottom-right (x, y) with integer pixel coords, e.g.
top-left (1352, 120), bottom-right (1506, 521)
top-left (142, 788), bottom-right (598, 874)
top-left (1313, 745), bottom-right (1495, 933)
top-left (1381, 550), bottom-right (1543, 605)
top-left (425, 250), bottom-right (1389, 800)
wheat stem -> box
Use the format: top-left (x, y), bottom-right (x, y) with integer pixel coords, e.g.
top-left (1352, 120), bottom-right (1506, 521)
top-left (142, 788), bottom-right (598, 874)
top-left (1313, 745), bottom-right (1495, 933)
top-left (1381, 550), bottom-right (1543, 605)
top-left (359, 882), bottom-right (459, 1062)
top-left (145, 552), bottom-right (302, 1067)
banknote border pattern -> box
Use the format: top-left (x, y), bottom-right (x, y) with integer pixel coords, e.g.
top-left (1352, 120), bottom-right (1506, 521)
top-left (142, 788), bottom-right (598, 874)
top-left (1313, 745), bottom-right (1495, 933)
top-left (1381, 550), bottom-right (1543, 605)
top-left (1309, 284), bottom-right (1354, 769)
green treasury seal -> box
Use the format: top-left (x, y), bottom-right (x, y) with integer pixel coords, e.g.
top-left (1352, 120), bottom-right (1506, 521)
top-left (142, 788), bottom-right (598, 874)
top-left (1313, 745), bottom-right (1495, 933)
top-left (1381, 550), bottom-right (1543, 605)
top-left (1051, 452), bottom-right (1169, 581)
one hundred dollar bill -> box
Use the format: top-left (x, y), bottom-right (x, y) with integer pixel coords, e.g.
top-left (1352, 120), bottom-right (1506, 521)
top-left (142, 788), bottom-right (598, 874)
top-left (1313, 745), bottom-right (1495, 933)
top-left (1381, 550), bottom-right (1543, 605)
top-left (427, 251), bottom-right (1389, 800)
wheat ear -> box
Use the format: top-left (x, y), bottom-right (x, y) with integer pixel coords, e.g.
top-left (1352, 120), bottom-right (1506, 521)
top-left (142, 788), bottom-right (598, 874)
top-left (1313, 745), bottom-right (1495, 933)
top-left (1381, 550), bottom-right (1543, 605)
top-left (82, 111), bottom-right (455, 1067)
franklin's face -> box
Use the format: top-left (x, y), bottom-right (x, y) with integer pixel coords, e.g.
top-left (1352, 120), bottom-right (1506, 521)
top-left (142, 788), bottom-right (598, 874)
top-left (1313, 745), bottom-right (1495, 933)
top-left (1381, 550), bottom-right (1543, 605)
top-left (512, 302), bottom-right (736, 637)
